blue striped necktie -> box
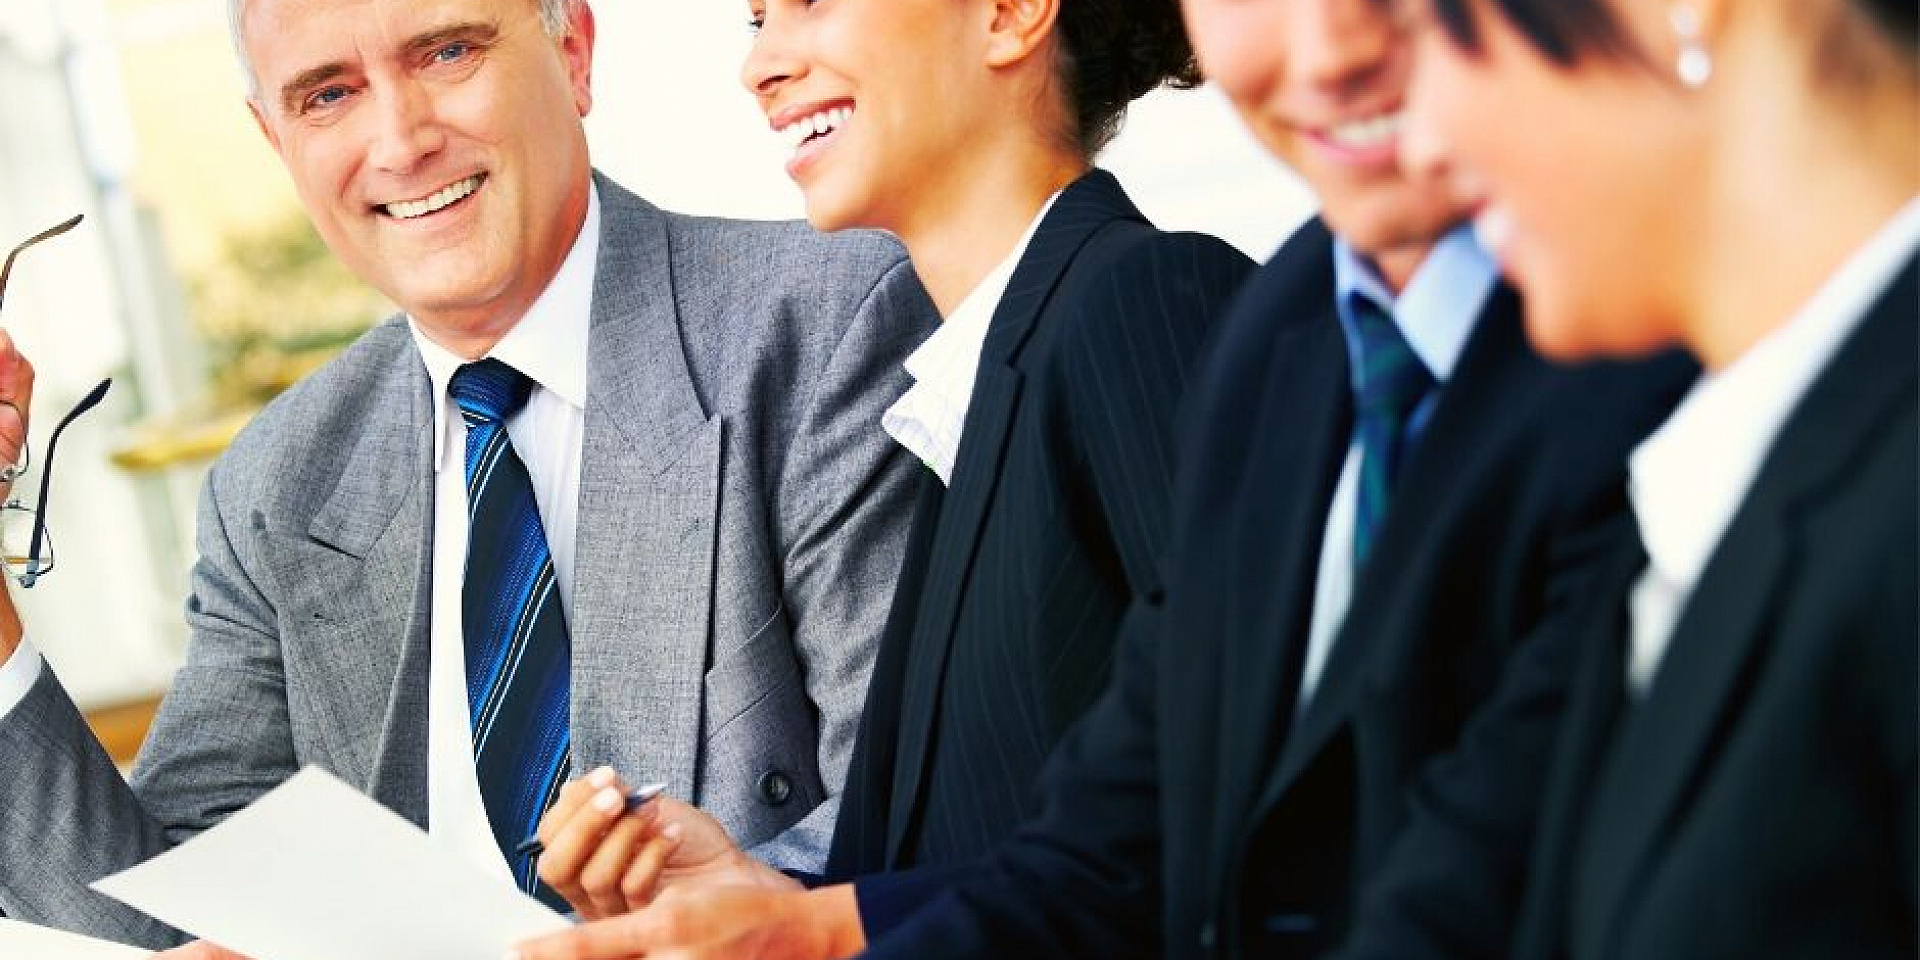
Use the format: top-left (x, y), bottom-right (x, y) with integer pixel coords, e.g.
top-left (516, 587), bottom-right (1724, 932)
top-left (1351, 294), bottom-right (1435, 572)
top-left (450, 358), bottom-right (572, 909)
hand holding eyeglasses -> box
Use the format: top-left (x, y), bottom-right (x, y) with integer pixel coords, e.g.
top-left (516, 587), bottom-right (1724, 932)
top-left (0, 330), bottom-right (31, 493)
top-left (0, 214), bottom-right (112, 590)
top-left (0, 216), bottom-right (71, 493)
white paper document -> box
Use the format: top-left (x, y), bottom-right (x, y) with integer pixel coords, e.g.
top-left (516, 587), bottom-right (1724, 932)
top-left (0, 919), bottom-right (147, 960)
top-left (91, 767), bottom-right (569, 960)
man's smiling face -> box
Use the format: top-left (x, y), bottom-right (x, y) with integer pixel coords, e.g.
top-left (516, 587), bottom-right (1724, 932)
top-left (242, 0), bottom-right (596, 355)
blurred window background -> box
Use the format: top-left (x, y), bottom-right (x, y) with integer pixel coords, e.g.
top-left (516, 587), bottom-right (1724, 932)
top-left (0, 0), bottom-right (1313, 757)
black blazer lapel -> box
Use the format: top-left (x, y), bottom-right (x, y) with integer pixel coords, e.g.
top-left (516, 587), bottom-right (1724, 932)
top-left (1261, 287), bottom-right (1534, 803)
top-left (1570, 256), bottom-right (1920, 942)
top-left (1514, 534), bottom-right (1643, 960)
top-left (828, 470), bottom-right (945, 876)
top-left (1165, 220), bottom-right (1356, 875)
top-left (1205, 310), bottom-right (1355, 873)
top-left (884, 171), bottom-right (1149, 862)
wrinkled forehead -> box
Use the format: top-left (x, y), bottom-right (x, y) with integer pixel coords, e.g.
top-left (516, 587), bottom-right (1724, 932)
top-left (240, 0), bottom-right (540, 89)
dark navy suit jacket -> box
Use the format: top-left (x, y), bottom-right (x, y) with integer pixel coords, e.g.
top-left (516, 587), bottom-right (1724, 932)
top-left (857, 218), bottom-right (1695, 960)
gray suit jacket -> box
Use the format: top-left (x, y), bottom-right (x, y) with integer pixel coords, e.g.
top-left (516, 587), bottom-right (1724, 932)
top-left (0, 173), bottom-right (935, 945)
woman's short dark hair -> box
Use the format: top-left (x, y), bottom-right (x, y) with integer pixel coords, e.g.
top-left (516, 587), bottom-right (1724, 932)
top-left (1055, 0), bottom-right (1203, 157)
top-left (1430, 0), bottom-right (1918, 72)
top-left (1428, 0), bottom-right (1630, 64)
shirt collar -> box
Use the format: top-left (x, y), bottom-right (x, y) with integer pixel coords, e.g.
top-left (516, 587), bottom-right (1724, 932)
top-left (1631, 193), bottom-right (1920, 592)
top-left (901, 190), bottom-right (1061, 383)
top-left (882, 191), bottom-right (1060, 483)
top-left (1332, 225), bottom-right (1496, 388)
top-left (411, 183), bottom-right (600, 471)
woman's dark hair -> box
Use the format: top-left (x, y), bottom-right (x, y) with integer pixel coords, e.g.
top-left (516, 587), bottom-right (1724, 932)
top-left (1430, 0), bottom-right (1918, 75)
top-left (1428, 0), bottom-right (1631, 64)
top-left (1055, 0), bottom-right (1202, 157)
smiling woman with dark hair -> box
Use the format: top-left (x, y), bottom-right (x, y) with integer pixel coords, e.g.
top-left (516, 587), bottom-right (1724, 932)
top-left (1333, 0), bottom-right (1917, 957)
top-left (513, 0), bottom-right (1254, 952)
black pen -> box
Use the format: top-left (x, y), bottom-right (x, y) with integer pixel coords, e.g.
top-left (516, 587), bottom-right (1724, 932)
top-left (515, 781), bottom-right (669, 857)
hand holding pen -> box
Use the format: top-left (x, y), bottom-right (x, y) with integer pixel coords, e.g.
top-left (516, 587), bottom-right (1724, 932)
top-left (516, 780), bottom-right (668, 858)
top-left (525, 766), bottom-right (790, 921)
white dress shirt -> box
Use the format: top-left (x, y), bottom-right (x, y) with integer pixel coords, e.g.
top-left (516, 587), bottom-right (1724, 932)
top-left (0, 637), bottom-right (40, 720)
top-left (882, 193), bottom-right (1059, 484)
top-left (1625, 196), bottom-right (1920, 697)
top-left (413, 186), bottom-right (599, 882)
top-left (1296, 229), bottom-right (1496, 710)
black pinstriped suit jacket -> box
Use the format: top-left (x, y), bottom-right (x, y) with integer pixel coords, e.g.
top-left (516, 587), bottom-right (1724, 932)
top-left (826, 170), bottom-right (1254, 878)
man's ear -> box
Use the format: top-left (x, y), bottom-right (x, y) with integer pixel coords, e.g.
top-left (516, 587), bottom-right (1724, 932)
top-left (984, 0), bottom-right (1061, 69)
top-left (247, 98), bottom-right (283, 155)
top-left (561, 0), bottom-right (598, 117)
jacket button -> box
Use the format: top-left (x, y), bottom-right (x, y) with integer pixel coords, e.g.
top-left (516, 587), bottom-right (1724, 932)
top-left (1198, 920), bottom-right (1217, 950)
top-left (757, 770), bottom-right (793, 806)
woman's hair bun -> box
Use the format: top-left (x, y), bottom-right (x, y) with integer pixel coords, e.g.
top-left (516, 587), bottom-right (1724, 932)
top-left (1058, 0), bottom-right (1202, 155)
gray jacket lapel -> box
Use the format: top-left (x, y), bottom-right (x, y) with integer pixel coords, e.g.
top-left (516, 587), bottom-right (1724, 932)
top-left (567, 175), bottom-right (721, 800)
top-left (255, 340), bottom-right (436, 825)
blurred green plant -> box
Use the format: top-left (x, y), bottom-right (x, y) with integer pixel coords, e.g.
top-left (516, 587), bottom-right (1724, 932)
top-left (190, 212), bottom-right (387, 407)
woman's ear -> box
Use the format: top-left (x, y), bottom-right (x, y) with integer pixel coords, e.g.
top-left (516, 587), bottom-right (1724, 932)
top-left (984, 0), bottom-right (1063, 68)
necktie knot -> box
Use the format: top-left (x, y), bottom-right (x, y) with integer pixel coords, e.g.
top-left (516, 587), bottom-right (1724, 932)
top-left (1351, 295), bottom-right (1434, 422)
top-left (450, 358), bottom-right (535, 425)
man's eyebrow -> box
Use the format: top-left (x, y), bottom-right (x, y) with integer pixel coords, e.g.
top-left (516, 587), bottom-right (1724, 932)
top-left (279, 62), bottom-right (349, 114)
top-left (403, 20), bottom-right (502, 59)
top-left (271, 21), bottom-right (500, 114)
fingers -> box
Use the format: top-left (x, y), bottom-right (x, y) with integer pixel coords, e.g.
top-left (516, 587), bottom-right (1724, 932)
top-left (508, 910), bottom-right (659, 960)
top-left (536, 766), bottom-right (620, 854)
top-left (150, 941), bottom-right (254, 959)
top-left (617, 824), bottom-right (687, 909)
top-left (574, 805), bottom-right (667, 919)
top-left (536, 766), bottom-right (625, 913)
top-left (538, 767), bottom-right (667, 916)
top-left (0, 330), bottom-right (33, 474)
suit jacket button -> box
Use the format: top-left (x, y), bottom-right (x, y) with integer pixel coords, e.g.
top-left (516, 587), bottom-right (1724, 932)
top-left (1198, 920), bottom-right (1217, 950)
top-left (758, 770), bottom-right (793, 806)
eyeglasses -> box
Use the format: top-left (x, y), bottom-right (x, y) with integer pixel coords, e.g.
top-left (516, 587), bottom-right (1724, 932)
top-left (0, 214), bottom-right (113, 588)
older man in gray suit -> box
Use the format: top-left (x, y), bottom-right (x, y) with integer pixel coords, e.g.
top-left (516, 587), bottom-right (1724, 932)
top-left (0, 0), bottom-right (933, 949)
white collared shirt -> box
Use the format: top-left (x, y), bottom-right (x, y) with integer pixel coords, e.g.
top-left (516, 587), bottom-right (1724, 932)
top-left (412, 185), bottom-right (599, 883)
top-left (1295, 229), bottom-right (1497, 711)
top-left (1625, 196), bottom-right (1920, 697)
top-left (881, 193), bottom-right (1060, 484)
top-left (0, 637), bottom-right (40, 720)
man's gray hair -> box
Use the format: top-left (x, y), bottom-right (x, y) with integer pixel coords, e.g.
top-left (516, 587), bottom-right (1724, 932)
top-left (230, 0), bottom-right (582, 98)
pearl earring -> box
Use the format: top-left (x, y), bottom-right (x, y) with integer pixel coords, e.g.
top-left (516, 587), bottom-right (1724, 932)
top-left (1668, 5), bottom-right (1713, 89)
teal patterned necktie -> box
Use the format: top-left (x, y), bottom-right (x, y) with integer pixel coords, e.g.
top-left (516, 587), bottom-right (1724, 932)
top-left (1351, 295), bottom-right (1435, 571)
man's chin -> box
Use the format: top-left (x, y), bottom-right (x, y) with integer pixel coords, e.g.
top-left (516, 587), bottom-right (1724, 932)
top-left (1320, 199), bottom-right (1467, 265)
top-left (386, 279), bottom-right (521, 340)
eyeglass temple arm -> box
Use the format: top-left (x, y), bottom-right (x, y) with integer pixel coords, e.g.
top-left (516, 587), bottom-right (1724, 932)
top-left (0, 215), bottom-right (84, 313)
top-left (24, 377), bottom-right (111, 570)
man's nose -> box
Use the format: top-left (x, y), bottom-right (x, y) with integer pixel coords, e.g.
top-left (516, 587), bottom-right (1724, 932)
top-left (1289, 0), bottom-right (1404, 96)
top-left (366, 80), bottom-right (446, 174)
